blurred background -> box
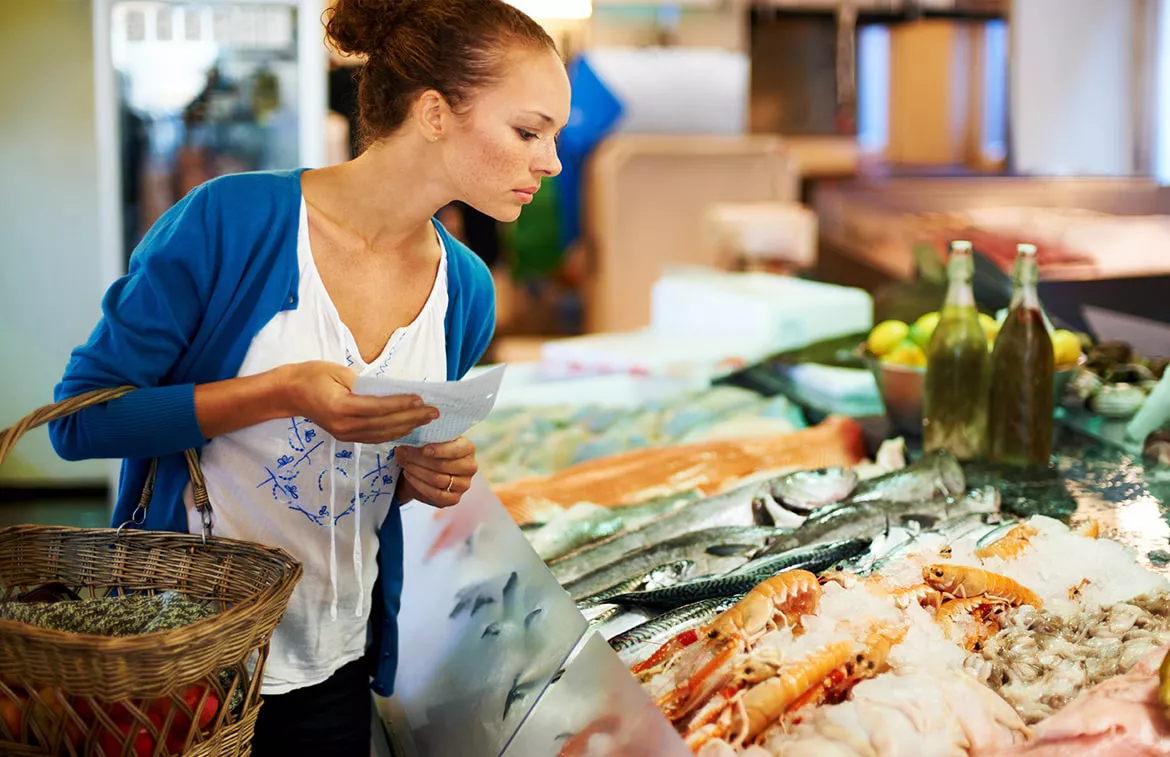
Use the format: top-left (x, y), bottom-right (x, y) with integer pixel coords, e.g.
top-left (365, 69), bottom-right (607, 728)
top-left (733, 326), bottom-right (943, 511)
top-left (3, 0), bottom-right (1170, 519)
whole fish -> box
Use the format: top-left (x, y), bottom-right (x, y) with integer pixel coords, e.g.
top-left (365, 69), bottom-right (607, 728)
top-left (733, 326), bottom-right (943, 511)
top-left (766, 468), bottom-right (860, 514)
top-left (725, 537), bottom-right (872, 578)
top-left (757, 485), bottom-right (999, 557)
top-left (609, 595), bottom-right (742, 654)
top-left (562, 526), bottom-right (785, 602)
top-left (844, 448), bottom-right (965, 505)
top-left (549, 480), bottom-right (777, 585)
top-left (577, 559), bottom-right (696, 607)
top-left (604, 538), bottom-right (870, 611)
top-left (528, 503), bottom-right (625, 562)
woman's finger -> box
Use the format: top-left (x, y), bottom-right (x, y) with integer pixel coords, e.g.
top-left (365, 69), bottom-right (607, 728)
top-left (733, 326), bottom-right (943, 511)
top-left (338, 393), bottom-right (429, 417)
top-left (399, 461), bottom-right (472, 494)
top-left (335, 408), bottom-right (439, 440)
top-left (396, 448), bottom-right (478, 477)
top-left (402, 470), bottom-right (462, 508)
top-left (416, 437), bottom-right (475, 460)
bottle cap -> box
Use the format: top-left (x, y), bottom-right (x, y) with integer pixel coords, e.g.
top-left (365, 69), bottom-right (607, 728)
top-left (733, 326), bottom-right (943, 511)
top-left (950, 240), bottom-right (973, 254)
top-left (1017, 243), bottom-right (1038, 256)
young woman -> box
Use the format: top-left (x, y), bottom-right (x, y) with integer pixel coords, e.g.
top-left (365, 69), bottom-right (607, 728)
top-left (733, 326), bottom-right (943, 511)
top-left (49, 1), bottom-right (570, 754)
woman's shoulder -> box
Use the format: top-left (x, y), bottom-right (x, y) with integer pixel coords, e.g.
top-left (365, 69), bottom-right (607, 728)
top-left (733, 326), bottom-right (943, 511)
top-left (198, 168), bottom-right (306, 211)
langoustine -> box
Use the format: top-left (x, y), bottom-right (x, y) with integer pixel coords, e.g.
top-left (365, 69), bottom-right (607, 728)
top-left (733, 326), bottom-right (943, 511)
top-left (923, 564), bottom-right (1044, 609)
top-left (638, 570), bottom-right (822, 722)
top-left (684, 625), bottom-right (907, 751)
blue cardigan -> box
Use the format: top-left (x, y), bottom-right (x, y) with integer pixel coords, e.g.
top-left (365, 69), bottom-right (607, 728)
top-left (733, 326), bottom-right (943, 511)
top-left (48, 168), bottom-right (496, 696)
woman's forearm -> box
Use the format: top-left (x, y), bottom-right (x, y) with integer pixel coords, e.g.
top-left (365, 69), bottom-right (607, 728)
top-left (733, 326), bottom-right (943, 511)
top-left (194, 367), bottom-right (297, 440)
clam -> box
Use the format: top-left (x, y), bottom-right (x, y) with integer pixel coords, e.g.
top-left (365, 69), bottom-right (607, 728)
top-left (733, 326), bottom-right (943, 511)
top-left (1068, 369), bottom-right (1105, 401)
top-left (1104, 363), bottom-right (1157, 385)
top-left (1090, 383), bottom-right (1147, 418)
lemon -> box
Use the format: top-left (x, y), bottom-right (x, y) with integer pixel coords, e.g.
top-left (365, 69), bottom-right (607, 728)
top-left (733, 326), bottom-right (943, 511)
top-left (884, 339), bottom-right (927, 368)
top-left (909, 312), bottom-right (941, 351)
top-left (978, 313), bottom-right (1000, 343)
top-left (867, 320), bottom-right (910, 357)
top-left (1053, 329), bottom-right (1083, 369)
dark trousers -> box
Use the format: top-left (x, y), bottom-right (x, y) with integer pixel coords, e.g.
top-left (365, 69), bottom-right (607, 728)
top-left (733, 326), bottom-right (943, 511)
top-left (251, 658), bottom-right (372, 757)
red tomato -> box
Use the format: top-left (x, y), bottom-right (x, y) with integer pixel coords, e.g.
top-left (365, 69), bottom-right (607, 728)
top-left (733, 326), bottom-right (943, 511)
top-left (177, 685), bottom-right (219, 731)
top-left (96, 713), bottom-right (160, 757)
top-left (0, 691), bottom-right (24, 740)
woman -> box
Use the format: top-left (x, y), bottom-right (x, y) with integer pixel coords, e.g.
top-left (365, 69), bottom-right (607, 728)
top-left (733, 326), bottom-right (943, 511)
top-left (48, 1), bottom-right (570, 754)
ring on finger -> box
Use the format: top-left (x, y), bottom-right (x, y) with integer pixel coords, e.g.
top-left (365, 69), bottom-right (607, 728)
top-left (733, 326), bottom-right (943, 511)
top-left (446, 474), bottom-right (455, 493)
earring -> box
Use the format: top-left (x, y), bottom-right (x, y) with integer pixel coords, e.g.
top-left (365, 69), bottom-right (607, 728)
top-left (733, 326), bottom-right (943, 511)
top-left (432, 135), bottom-right (439, 142)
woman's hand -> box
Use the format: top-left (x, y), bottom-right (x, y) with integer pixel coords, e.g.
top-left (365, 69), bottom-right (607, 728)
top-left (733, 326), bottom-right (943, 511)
top-left (396, 437), bottom-right (478, 508)
top-left (282, 361), bottom-right (438, 444)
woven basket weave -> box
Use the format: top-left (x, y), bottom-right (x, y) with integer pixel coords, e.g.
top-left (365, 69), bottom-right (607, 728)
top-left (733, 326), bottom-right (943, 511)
top-left (0, 387), bottom-right (303, 756)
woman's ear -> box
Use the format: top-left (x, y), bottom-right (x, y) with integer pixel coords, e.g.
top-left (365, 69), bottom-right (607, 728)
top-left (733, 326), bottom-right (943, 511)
top-left (416, 89), bottom-right (448, 142)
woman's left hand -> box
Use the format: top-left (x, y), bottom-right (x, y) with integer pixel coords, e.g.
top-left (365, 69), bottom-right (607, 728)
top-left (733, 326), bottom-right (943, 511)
top-left (396, 437), bottom-right (478, 508)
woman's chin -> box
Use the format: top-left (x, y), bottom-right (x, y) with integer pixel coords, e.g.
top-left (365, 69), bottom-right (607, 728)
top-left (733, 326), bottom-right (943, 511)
top-left (469, 200), bottom-right (523, 224)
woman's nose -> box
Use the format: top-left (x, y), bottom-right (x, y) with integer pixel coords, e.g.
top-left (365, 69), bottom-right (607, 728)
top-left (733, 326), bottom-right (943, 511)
top-left (534, 142), bottom-right (562, 178)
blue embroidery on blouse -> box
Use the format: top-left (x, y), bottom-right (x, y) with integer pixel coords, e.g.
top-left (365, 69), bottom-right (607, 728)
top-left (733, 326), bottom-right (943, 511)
top-left (259, 416), bottom-right (399, 526)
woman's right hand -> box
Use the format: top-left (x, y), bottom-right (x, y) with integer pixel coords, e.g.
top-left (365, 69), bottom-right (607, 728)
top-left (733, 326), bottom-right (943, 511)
top-left (281, 361), bottom-right (438, 444)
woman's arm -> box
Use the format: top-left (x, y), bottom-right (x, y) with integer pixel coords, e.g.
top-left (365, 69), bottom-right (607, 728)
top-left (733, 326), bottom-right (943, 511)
top-left (194, 362), bottom-right (437, 443)
top-left (50, 186), bottom-right (221, 461)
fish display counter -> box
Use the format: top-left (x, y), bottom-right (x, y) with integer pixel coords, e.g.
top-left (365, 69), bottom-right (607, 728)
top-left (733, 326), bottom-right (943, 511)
top-left (383, 333), bottom-right (1170, 756)
top-left (512, 424), bottom-right (1170, 755)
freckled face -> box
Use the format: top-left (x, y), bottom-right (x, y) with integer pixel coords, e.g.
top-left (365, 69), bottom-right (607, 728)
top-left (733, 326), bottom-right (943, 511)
top-left (441, 48), bottom-right (571, 223)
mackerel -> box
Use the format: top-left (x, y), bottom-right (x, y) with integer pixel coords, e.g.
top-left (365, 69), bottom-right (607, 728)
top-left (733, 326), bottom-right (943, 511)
top-left (562, 526), bottom-right (784, 602)
top-left (576, 560), bottom-right (696, 607)
top-left (609, 595), bottom-right (742, 654)
top-left (727, 537), bottom-right (872, 578)
top-left (605, 538), bottom-right (870, 610)
top-left (549, 480), bottom-right (777, 585)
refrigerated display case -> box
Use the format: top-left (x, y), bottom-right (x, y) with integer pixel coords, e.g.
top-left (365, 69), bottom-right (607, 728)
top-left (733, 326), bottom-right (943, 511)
top-left (92, 0), bottom-right (327, 279)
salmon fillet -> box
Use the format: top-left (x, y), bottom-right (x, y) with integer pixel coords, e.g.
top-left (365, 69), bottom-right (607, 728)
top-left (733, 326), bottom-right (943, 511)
top-left (495, 415), bottom-right (867, 525)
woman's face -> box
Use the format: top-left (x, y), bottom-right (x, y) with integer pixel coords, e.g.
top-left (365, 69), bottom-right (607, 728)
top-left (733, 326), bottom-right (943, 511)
top-left (441, 47), bottom-right (571, 223)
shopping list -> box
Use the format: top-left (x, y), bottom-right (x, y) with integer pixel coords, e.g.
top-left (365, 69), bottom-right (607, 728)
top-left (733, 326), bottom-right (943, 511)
top-left (352, 365), bottom-right (507, 447)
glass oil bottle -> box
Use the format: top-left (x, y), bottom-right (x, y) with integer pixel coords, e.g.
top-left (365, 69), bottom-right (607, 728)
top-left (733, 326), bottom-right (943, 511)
top-left (987, 243), bottom-right (1055, 466)
top-left (924, 240), bottom-right (989, 460)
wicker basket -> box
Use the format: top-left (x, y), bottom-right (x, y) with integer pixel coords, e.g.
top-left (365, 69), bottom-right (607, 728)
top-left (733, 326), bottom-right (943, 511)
top-left (0, 387), bottom-right (303, 757)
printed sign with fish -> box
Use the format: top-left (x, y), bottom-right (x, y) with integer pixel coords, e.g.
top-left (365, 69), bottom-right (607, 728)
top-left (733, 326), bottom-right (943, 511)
top-left (385, 474), bottom-right (588, 756)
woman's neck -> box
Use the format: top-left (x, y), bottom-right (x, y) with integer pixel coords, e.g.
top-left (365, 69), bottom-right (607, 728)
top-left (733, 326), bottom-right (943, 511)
top-left (302, 135), bottom-right (451, 254)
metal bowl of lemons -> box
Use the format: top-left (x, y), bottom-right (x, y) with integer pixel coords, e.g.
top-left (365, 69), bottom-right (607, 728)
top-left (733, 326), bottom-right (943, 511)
top-left (864, 313), bottom-right (1085, 438)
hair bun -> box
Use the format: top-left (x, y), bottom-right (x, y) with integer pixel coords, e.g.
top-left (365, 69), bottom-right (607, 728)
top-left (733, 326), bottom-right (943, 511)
top-left (325, 0), bottom-right (419, 58)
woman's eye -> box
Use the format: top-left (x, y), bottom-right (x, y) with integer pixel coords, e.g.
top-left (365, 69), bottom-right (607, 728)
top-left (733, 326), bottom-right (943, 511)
top-left (516, 128), bottom-right (538, 141)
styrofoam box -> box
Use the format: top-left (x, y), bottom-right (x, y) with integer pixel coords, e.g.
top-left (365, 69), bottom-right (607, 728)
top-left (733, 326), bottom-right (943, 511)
top-left (538, 330), bottom-right (773, 381)
top-left (466, 362), bottom-right (707, 409)
top-left (650, 267), bottom-right (874, 353)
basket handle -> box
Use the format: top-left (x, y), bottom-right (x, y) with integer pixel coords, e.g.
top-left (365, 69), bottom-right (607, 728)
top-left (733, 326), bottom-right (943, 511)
top-left (0, 387), bottom-right (215, 543)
